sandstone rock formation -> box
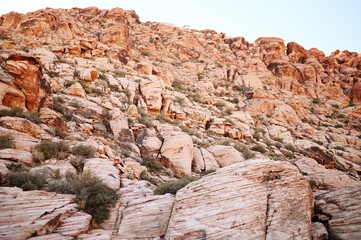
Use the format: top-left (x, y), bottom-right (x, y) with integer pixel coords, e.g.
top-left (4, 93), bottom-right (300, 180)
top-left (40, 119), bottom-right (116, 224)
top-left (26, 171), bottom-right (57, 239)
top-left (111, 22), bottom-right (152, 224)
top-left (0, 5), bottom-right (360, 239)
top-left (166, 159), bottom-right (313, 239)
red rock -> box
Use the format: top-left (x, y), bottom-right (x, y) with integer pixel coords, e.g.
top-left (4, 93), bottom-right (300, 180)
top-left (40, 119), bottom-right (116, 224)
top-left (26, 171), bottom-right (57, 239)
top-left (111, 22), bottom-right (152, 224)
top-left (350, 82), bottom-right (361, 104)
top-left (254, 37), bottom-right (286, 63)
top-left (287, 41), bottom-right (307, 63)
top-left (306, 48), bottom-right (326, 62)
top-left (4, 53), bottom-right (52, 112)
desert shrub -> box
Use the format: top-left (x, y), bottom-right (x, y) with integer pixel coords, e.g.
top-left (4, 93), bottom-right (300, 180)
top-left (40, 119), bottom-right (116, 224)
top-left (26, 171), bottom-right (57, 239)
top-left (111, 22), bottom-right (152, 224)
top-left (284, 144), bottom-right (298, 153)
top-left (72, 172), bottom-right (119, 223)
top-left (234, 143), bottom-right (255, 159)
top-left (200, 169), bottom-right (216, 176)
top-left (47, 179), bottom-right (74, 194)
top-left (0, 107), bottom-right (40, 123)
top-left (113, 70), bottom-right (126, 78)
top-left (141, 51), bottom-right (149, 57)
top-left (142, 157), bottom-right (163, 173)
top-left (139, 170), bottom-right (158, 185)
top-left (109, 84), bottom-right (120, 92)
top-left (214, 101), bottom-right (226, 109)
top-left (312, 98), bottom-right (320, 104)
top-left (172, 80), bottom-right (183, 91)
top-left (137, 116), bottom-right (155, 128)
top-left (98, 73), bottom-right (107, 81)
top-left (73, 69), bottom-right (80, 78)
top-left (251, 144), bottom-right (266, 153)
top-left (155, 114), bottom-right (171, 123)
top-left (0, 135), bottom-right (14, 149)
top-left (284, 152), bottom-right (294, 159)
top-left (48, 71), bottom-right (60, 78)
top-left (334, 146), bottom-right (345, 151)
top-left (53, 127), bottom-right (67, 139)
top-left (72, 145), bottom-right (96, 158)
top-left (102, 109), bottom-right (112, 133)
top-left (174, 97), bottom-right (185, 106)
top-left (70, 158), bottom-right (86, 173)
top-left (34, 140), bottom-right (69, 160)
top-left (121, 149), bottom-right (131, 158)
top-left (53, 97), bottom-right (65, 114)
top-left (92, 88), bottom-right (103, 96)
top-left (69, 101), bottom-right (80, 108)
top-left (8, 170), bottom-right (49, 191)
top-left (154, 176), bottom-right (197, 195)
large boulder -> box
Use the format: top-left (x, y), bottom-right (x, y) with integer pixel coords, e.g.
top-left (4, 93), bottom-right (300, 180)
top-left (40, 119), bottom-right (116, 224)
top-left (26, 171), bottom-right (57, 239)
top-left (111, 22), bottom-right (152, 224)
top-left (0, 187), bottom-right (87, 240)
top-left (159, 126), bottom-right (193, 177)
top-left (207, 145), bottom-right (245, 167)
top-left (135, 128), bottom-right (162, 158)
top-left (83, 158), bottom-right (121, 190)
top-left (139, 77), bottom-right (165, 116)
top-left (165, 159), bottom-right (313, 239)
top-left (254, 37), bottom-right (287, 63)
top-left (314, 187), bottom-right (361, 239)
top-left (287, 41), bottom-right (307, 63)
top-left (4, 54), bottom-right (52, 112)
top-left (293, 157), bottom-right (361, 189)
top-left (117, 195), bottom-right (174, 239)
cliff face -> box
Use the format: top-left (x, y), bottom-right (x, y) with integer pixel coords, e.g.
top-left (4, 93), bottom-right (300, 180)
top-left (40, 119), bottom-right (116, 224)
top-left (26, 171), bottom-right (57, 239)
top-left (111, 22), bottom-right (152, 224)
top-left (0, 7), bottom-right (360, 240)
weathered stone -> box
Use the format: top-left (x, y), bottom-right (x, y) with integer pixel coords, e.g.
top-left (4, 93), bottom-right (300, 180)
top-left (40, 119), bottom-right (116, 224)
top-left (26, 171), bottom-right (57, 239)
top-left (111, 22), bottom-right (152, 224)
top-left (0, 149), bottom-right (33, 165)
top-left (293, 157), bottom-right (361, 189)
top-left (63, 82), bottom-right (86, 98)
top-left (165, 159), bottom-right (313, 239)
top-left (117, 195), bottom-right (174, 239)
top-left (0, 187), bottom-right (79, 240)
top-left (314, 187), bottom-right (361, 239)
top-left (83, 158), bottom-right (121, 190)
top-left (39, 108), bottom-right (67, 131)
top-left (207, 145), bottom-right (244, 167)
top-left (54, 212), bottom-right (91, 237)
top-left (135, 128), bottom-right (162, 158)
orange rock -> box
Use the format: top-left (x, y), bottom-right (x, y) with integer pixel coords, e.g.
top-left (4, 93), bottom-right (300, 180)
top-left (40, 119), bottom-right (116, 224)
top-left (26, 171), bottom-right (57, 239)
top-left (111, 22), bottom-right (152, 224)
top-left (4, 53), bottom-right (52, 112)
top-left (287, 41), bottom-right (307, 63)
top-left (350, 82), bottom-right (361, 104)
top-left (254, 37), bottom-right (286, 63)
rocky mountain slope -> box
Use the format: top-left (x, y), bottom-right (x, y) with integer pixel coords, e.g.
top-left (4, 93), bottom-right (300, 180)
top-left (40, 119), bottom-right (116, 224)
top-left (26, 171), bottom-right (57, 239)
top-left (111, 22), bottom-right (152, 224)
top-left (0, 6), bottom-right (360, 240)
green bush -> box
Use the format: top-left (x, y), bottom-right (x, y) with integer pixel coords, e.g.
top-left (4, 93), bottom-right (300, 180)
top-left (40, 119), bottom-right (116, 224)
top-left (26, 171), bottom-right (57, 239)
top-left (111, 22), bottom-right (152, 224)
top-left (137, 116), bottom-right (155, 128)
top-left (0, 107), bottom-right (40, 123)
top-left (154, 176), bottom-right (197, 195)
top-left (0, 135), bottom-right (14, 149)
top-left (139, 170), bottom-right (158, 185)
top-left (251, 144), bottom-right (266, 153)
top-left (47, 179), bottom-right (74, 194)
top-left (8, 170), bottom-right (49, 191)
top-left (284, 144), bottom-right (298, 153)
top-left (53, 97), bottom-right (65, 114)
top-left (34, 140), bottom-right (69, 160)
top-left (53, 127), bottom-right (67, 139)
top-left (70, 158), bottom-right (86, 173)
top-left (142, 157), bottom-right (163, 173)
top-left (234, 143), bottom-right (255, 159)
top-left (113, 70), bottom-right (126, 78)
top-left (72, 172), bottom-right (119, 223)
top-left (72, 145), bottom-right (96, 158)
top-left (312, 98), bottom-right (320, 104)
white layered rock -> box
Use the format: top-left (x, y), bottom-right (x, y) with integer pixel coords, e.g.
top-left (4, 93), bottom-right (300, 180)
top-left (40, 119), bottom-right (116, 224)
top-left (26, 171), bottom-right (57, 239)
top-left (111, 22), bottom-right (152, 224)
top-left (165, 159), bottom-right (313, 240)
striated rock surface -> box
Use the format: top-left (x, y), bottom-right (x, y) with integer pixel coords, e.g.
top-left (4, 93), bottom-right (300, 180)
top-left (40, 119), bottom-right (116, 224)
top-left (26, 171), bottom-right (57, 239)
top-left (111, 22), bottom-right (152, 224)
top-left (160, 127), bottom-right (193, 177)
top-left (207, 145), bottom-right (244, 167)
top-left (165, 159), bottom-right (313, 240)
top-left (314, 187), bottom-right (361, 239)
top-left (83, 158), bottom-right (121, 190)
top-left (0, 187), bottom-right (80, 240)
top-left (117, 195), bottom-right (174, 239)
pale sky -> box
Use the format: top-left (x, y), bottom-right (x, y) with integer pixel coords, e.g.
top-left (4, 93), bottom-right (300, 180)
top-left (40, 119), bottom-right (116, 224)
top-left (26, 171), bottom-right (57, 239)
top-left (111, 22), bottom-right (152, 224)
top-left (1, 0), bottom-right (360, 56)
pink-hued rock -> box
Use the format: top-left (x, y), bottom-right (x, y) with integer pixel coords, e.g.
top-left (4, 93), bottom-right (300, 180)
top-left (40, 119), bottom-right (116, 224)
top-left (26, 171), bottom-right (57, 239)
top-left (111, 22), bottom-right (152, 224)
top-left (314, 187), bottom-right (361, 239)
top-left (0, 148), bottom-right (33, 165)
top-left (117, 195), bottom-right (174, 239)
top-left (0, 187), bottom-right (80, 240)
top-left (165, 159), bottom-right (313, 239)
top-left (207, 145), bottom-right (245, 167)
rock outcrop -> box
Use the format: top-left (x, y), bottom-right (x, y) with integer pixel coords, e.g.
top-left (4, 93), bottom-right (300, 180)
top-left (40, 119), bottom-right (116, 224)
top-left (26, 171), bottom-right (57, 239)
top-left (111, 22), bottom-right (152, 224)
top-left (166, 159), bottom-right (313, 239)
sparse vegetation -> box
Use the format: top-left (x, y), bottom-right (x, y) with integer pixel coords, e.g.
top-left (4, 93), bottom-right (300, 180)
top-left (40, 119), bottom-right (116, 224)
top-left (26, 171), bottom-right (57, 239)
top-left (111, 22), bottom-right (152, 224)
top-left (0, 135), bottom-right (14, 149)
top-left (234, 143), bottom-right (255, 159)
top-left (141, 157), bottom-right (163, 173)
top-left (33, 140), bottom-right (69, 161)
top-left (72, 145), bottom-right (96, 158)
top-left (251, 144), bottom-right (266, 153)
top-left (312, 98), bottom-right (320, 104)
top-left (154, 176), bottom-right (197, 195)
top-left (0, 107), bottom-right (41, 123)
top-left (8, 168), bottom-right (49, 191)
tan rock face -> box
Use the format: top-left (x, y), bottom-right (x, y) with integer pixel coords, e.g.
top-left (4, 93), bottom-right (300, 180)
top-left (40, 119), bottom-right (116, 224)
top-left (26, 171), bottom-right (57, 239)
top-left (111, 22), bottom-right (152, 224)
top-left (160, 129), bottom-right (193, 177)
top-left (207, 145), bottom-right (245, 167)
top-left (0, 187), bottom-right (83, 240)
top-left (254, 37), bottom-right (286, 63)
top-left (63, 82), bottom-right (86, 98)
top-left (166, 159), bottom-right (313, 240)
top-left (287, 41), bottom-right (307, 63)
top-left (4, 54), bottom-right (52, 112)
top-left (140, 77), bottom-right (166, 115)
top-left (294, 157), bottom-right (361, 189)
top-left (350, 82), bottom-right (361, 104)
top-left (117, 195), bottom-right (174, 239)
top-left (314, 187), bottom-right (361, 239)
top-left (83, 158), bottom-right (121, 190)
top-left (39, 108), bottom-right (67, 131)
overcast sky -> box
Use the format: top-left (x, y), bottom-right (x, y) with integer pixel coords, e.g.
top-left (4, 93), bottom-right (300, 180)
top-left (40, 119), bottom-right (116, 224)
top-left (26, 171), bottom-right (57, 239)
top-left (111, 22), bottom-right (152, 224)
top-left (1, 0), bottom-right (360, 55)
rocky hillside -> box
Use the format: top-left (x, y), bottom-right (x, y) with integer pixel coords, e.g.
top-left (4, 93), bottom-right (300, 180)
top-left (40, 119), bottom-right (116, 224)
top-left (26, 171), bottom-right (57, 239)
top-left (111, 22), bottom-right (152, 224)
top-left (0, 6), bottom-right (360, 240)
